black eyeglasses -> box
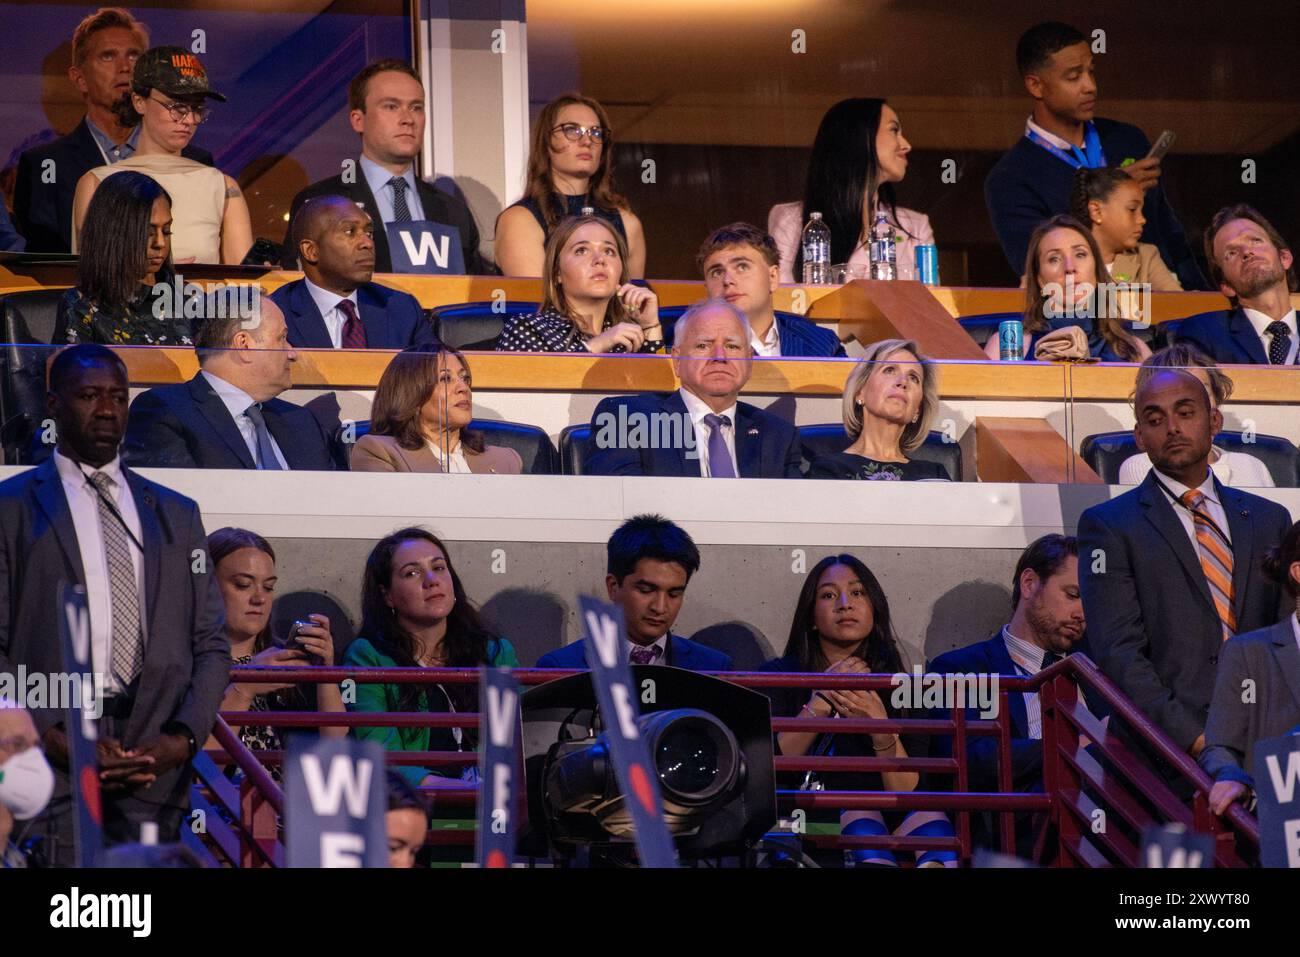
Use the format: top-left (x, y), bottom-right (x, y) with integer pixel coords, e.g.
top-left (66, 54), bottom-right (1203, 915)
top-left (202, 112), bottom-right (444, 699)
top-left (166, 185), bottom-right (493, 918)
top-left (551, 123), bottom-right (608, 143)
top-left (150, 93), bottom-right (210, 124)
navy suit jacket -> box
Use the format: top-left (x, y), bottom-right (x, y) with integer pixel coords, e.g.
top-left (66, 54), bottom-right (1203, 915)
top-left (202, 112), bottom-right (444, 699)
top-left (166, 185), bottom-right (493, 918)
top-left (283, 168), bottom-right (493, 275)
top-left (1078, 471), bottom-right (1290, 749)
top-left (773, 312), bottom-right (846, 358)
top-left (270, 278), bottom-right (433, 350)
top-left (1174, 308), bottom-right (1288, 366)
top-left (584, 391), bottom-right (803, 478)
top-left (984, 117), bottom-right (1206, 290)
top-left (123, 373), bottom-right (339, 470)
top-left (536, 634), bottom-right (733, 671)
top-left (14, 118), bottom-right (212, 253)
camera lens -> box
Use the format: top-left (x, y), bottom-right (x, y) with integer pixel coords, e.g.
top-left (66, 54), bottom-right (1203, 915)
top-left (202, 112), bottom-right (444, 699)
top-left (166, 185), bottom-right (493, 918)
top-left (656, 726), bottom-right (719, 797)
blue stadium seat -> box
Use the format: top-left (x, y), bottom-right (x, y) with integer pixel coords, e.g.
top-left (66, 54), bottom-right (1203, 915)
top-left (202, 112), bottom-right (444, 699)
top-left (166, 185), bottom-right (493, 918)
top-left (1080, 430), bottom-right (1299, 486)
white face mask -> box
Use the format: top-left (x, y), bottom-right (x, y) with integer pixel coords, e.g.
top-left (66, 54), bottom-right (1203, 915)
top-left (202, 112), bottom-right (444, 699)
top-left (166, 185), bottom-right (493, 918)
top-left (0, 746), bottom-right (55, 820)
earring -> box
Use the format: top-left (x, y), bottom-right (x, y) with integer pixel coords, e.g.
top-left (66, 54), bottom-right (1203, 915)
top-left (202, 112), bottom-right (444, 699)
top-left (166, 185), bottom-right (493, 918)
top-left (911, 414), bottom-right (919, 423)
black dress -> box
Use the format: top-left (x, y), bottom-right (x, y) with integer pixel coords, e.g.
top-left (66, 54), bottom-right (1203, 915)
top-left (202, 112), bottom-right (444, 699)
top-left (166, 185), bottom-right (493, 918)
top-left (808, 451), bottom-right (948, 481)
top-left (760, 653), bottom-right (925, 864)
top-left (510, 192), bottom-right (627, 243)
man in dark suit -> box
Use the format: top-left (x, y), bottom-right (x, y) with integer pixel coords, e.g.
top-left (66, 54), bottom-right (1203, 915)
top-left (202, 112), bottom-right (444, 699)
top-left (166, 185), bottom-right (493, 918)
top-left (537, 515), bottom-right (732, 670)
top-left (271, 195), bottom-right (434, 349)
top-left (930, 534), bottom-right (1107, 856)
top-left (0, 345), bottom-right (228, 864)
top-left (1175, 204), bottom-right (1299, 365)
top-left (283, 59), bottom-right (491, 275)
top-left (983, 22), bottom-right (1204, 289)
top-left (13, 9), bottom-right (213, 253)
top-left (585, 300), bottom-right (803, 478)
top-left (696, 223), bottom-right (845, 358)
top-left (123, 292), bottom-right (340, 469)
top-left (1079, 369), bottom-right (1291, 762)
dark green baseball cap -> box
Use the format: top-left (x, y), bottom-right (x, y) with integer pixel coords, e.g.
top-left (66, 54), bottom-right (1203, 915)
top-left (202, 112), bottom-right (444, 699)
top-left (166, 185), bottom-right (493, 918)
top-left (132, 46), bottom-right (226, 102)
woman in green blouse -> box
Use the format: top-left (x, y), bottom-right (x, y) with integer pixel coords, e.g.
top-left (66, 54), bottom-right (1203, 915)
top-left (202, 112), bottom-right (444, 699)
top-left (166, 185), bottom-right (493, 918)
top-left (61, 169), bottom-right (191, 345)
top-left (343, 527), bottom-right (517, 789)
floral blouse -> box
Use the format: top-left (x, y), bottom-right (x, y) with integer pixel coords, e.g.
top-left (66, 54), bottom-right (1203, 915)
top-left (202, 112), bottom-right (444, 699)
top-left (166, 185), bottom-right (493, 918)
top-left (61, 285), bottom-right (192, 346)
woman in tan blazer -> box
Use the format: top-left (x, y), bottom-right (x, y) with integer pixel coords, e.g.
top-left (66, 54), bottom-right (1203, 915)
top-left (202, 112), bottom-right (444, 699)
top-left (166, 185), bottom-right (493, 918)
top-left (351, 344), bottom-right (523, 474)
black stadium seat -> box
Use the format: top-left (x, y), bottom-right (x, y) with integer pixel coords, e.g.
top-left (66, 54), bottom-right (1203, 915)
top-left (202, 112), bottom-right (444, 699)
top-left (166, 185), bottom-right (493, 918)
top-left (347, 418), bottom-right (558, 474)
top-left (559, 423), bottom-right (592, 475)
top-left (797, 423), bottom-right (962, 480)
top-left (429, 301), bottom-right (539, 351)
top-left (1080, 430), bottom-right (1300, 487)
top-left (1, 289), bottom-right (68, 464)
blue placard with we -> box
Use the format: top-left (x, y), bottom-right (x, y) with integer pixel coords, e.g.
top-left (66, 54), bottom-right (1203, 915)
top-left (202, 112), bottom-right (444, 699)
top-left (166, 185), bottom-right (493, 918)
top-left (1253, 732), bottom-right (1300, 867)
top-left (386, 221), bottom-right (466, 274)
top-left (284, 737), bottom-right (388, 868)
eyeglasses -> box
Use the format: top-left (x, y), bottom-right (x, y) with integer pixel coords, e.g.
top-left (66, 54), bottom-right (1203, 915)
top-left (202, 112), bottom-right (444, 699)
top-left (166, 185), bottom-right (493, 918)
top-left (551, 123), bottom-right (608, 143)
top-left (150, 93), bottom-right (210, 125)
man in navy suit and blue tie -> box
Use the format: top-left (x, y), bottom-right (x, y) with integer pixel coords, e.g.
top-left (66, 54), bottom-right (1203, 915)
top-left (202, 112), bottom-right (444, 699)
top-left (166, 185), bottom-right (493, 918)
top-left (1079, 369), bottom-right (1291, 762)
top-left (1175, 205), bottom-right (1299, 366)
top-left (537, 515), bottom-right (732, 671)
top-left (271, 195), bottom-right (433, 350)
top-left (123, 292), bottom-right (340, 470)
top-left (585, 299), bottom-right (803, 478)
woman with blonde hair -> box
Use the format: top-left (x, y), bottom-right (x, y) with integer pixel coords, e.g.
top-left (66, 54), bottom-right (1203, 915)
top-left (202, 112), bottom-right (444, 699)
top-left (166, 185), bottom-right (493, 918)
top-left (494, 92), bottom-right (645, 277)
top-left (495, 215), bottom-right (663, 354)
top-left (810, 338), bottom-right (946, 480)
top-left (351, 343), bottom-right (522, 474)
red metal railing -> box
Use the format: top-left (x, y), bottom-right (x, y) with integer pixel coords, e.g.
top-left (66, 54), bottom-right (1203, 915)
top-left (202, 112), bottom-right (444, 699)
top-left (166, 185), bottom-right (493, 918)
top-left (196, 657), bottom-right (1257, 867)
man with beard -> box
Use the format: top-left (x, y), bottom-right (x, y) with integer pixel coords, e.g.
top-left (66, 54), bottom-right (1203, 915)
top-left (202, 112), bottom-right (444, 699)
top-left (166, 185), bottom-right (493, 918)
top-left (1079, 369), bottom-right (1291, 761)
top-left (1176, 205), bottom-right (1300, 365)
top-left (928, 535), bottom-right (1096, 855)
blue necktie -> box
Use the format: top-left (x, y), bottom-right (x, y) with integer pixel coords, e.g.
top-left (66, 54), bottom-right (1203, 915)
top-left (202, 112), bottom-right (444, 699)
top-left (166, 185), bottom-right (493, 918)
top-left (388, 177), bottom-right (413, 223)
top-left (703, 413), bottom-right (736, 478)
top-left (245, 403), bottom-right (283, 470)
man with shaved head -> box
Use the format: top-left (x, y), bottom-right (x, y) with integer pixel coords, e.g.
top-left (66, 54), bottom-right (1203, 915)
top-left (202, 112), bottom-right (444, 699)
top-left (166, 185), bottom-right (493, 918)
top-left (1079, 367), bottom-right (1290, 763)
top-left (270, 194), bottom-right (433, 349)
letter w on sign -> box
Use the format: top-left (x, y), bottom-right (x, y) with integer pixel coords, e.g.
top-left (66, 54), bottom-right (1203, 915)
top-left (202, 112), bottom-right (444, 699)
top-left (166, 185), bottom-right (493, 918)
top-left (1254, 734), bottom-right (1300, 868)
top-left (477, 668), bottom-right (524, 868)
top-left (578, 595), bottom-right (678, 867)
top-left (386, 221), bottom-right (465, 274)
top-left (285, 738), bottom-right (388, 867)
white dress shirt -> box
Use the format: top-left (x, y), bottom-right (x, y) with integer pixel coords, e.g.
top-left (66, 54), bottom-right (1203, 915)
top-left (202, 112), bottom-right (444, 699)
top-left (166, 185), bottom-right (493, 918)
top-left (625, 634), bottom-right (669, 665)
top-left (54, 451), bottom-right (146, 694)
top-left (1293, 614), bottom-right (1300, 656)
top-left (303, 277), bottom-right (359, 350)
top-left (678, 387), bottom-right (739, 478)
top-left (360, 154), bottom-right (426, 225)
top-left (1024, 114), bottom-right (1084, 152)
top-left (1241, 307), bottom-right (1298, 365)
top-left (750, 320), bottom-right (781, 358)
top-left (201, 370), bottom-right (289, 469)
top-left (429, 439), bottom-right (471, 473)
top-left (1152, 469), bottom-right (1231, 554)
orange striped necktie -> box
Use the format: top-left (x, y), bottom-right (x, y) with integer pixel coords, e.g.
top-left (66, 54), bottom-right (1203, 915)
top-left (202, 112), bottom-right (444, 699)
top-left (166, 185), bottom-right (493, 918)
top-left (1180, 489), bottom-right (1236, 641)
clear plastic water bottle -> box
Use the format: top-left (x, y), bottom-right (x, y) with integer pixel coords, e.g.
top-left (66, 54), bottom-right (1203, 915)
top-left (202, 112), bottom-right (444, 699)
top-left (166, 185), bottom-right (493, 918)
top-left (869, 210), bottom-right (896, 281)
top-left (801, 211), bottom-right (832, 284)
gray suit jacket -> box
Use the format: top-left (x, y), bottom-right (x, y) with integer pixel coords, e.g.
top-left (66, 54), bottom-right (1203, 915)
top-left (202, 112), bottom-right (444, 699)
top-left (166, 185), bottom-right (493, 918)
top-left (1078, 471), bottom-right (1291, 750)
top-left (0, 458), bottom-right (229, 810)
top-left (1200, 618), bottom-right (1300, 786)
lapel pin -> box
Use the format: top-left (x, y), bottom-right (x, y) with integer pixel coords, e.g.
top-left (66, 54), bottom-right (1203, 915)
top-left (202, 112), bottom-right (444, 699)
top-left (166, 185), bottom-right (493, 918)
top-left (747, 428), bottom-right (759, 436)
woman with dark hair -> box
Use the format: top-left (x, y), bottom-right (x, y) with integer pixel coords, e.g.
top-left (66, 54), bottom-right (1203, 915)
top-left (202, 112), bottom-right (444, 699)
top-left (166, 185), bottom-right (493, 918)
top-left (984, 214), bottom-right (1151, 362)
top-left (350, 344), bottom-right (522, 474)
top-left (494, 92), bottom-right (645, 278)
top-left (768, 98), bottom-right (933, 283)
top-left (60, 171), bottom-right (189, 345)
top-left (810, 338), bottom-right (947, 481)
top-left (495, 215), bottom-right (664, 353)
top-left (761, 554), bottom-right (956, 866)
top-left (205, 527), bottom-right (346, 769)
top-left (385, 770), bottom-right (431, 868)
top-left (1070, 167), bottom-right (1182, 291)
top-left (72, 46), bottom-right (251, 264)
top-left (342, 528), bottom-right (518, 789)
top-left (1203, 520), bottom-right (1300, 816)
